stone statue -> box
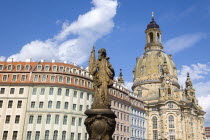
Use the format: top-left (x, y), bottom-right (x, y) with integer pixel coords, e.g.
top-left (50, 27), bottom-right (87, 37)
top-left (89, 47), bottom-right (115, 109)
top-left (85, 47), bottom-right (116, 140)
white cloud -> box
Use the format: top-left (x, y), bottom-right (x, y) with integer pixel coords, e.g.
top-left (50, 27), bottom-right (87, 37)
top-left (178, 63), bottom-right (210, 87)
top-left (8, 0), bottom-right (118, 65)
top-left (0, 56), bottom-right (6, 61)
top-left (124, 81), bottom-right (133, 91)
top-left (164, 33), bottom-right (206, 54)
top-left (178, 62), bottom-right (210, 126)
top-left (198, 95), bottom-right (210, 126)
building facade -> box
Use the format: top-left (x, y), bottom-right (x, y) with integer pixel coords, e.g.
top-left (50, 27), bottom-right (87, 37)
top-left (0, 59), bottom-right (146, 140)
top-left (206, 127), bottom-right (210, 140)
top-left (132, 16), bottom-right (206, 140)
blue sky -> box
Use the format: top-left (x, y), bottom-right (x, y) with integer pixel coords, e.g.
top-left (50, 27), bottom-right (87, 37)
top-left (0, 0), bottom-right (210, 126)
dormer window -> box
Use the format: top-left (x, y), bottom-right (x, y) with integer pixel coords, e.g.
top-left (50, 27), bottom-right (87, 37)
top-left (25, 65), bottom-right (30, 71)
top-left (52, 66), bottom-right (57, 72)
top-left (0, 65), bottom-right (4, 71)
top-left (17, 65), bottom-right (22, 71)
top-left (59, 66), bottom-right (64, 72)
top-left (45, 65), bottom-right (50, 71)
top-left (37, 65), bottom-right (42, 71)
top-left (8, 65), bottom-right (13, 71)
top-left (168, 102), bottom-right (173, 109)
top-left (66, 67), bottom-right (70, 73)
top-left (73, 69), bottom-right (76, 74)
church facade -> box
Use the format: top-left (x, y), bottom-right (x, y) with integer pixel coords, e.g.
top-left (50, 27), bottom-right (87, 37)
top-left (132, 15), bottom-right (206, 140)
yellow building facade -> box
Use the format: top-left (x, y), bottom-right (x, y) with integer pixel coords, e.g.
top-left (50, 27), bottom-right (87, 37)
top-left (132, 16), bottom-right (206, 140)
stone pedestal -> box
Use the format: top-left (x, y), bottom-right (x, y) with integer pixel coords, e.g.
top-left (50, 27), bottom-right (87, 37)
top-left (84, 109), bottom-right (116, 140)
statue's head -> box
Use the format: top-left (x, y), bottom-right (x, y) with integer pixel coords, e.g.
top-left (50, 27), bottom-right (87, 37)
top-left (98, 48), bottom-right (107, 59)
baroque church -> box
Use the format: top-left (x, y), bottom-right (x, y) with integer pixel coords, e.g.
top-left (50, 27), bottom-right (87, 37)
top-left (132, 14), bottom-right (206, 140)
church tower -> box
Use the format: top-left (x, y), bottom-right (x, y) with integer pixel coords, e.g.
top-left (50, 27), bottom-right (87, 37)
top-left (132, 13), bottom-right (206, 140)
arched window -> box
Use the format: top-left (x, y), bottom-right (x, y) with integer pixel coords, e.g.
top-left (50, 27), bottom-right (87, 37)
top-left (152, 116), bottom-right (157, 129)
top-left (157, 33), bottom-right (160, 42)
top-left (45, 130), bottom-right (49, 140)
top-left (62, 131), bottom-right (66, 140)
top-left (53, 130), bottom-right (58, 140)
top-left (149, 32), bottom-right (153, 43)
top-left (57, 88), bottom-right (62, 95)
top-left (169, 115), bottom-right (174, 128)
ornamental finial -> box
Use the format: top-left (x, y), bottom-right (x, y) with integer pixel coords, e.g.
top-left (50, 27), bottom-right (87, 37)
top-left (152, 12), bottom-right (154, 20)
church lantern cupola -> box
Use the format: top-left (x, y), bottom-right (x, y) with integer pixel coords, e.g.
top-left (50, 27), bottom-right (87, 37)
top-left (145, 12), bottom-right (163, 51)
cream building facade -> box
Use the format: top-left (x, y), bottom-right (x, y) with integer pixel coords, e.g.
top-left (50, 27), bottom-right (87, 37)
top-left (132, 16), bottom-right (206, 140)
top-left (0, 59), bottom-right (146, 140)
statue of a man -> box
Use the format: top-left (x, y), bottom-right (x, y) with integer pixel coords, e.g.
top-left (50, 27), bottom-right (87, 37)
top-left (89, 47), bottom-right (115, 109)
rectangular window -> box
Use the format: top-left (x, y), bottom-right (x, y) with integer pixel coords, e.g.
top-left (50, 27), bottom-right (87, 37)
top-left (63, 115), bottom-right (67, 125)
top-left (3, 75), bottom-right (8, 81)
top-left (49, 88), bottom-right (54, 95)
top-left (73, 91), bottom-right (77, 97)
top-left (34, 75), bottom-right (39, 82)
top-left (31, 101), bottom-right (35, 108)
top-left (56, 101), bottom-right (61, 109)
top-left (55, 115), bottom-right (59, 124)
top-left (78, 118), bottom-right (82, 126)
top-left (41, 88), bottom-right (45, 95)
top-left (1, 88), bottom-right (5, 94)
top-left (70, 133), bottom-right (74, 140)
top-left (81, 80), bottom-right (85, 86)
top-left (19, 88), bottom-right (24, 94)
top-left (29, 115), bottom-right (34, 124)
top-left (5, 115), bottom-right (11, 123)
top-left (64, 102), bottom-right (68, 109)
top-left (86, 105), bottom-right (89, 110)
top-left (51, 76), bottom-right (56, 82)
top-left (17, 101), bottom-right (22, 108)
top-left (10, 88), bottom-right (15, 94)
top-left (37, 115), bottom-right (42, 124)
top-left (12, 75), bottom-right (17, 81)
top-left (153, 130), bottom-right (158, 140)
top-left (59, 76), bottom-right (63, 83)
top-left (73, 104), bottom-right (76, 110)
top-left (15, 115), bottom-right (20, 123)
top-left (87, 93), bottom-right (90, 100)
top-left (21, 75), bottom-right (26, 81)
top-left (65, 89), bottom-right (69, 96)
top-left (27, 131), bottom-right (32, 140)
top-left (74, 79), bottom-right (78, 85)
top-left (32, 88), bottom-right (37, 95)
top-left (42, 75), bottom-right (47, 82)
top-left (0, 65), bottom-right (4, 71)
top-left (79, 105), bottom-right (83, 111)
top-left (66, 77), bottom-right (71, 84)
top-left (57, 88), bottom-right (62, 95)
top-left (17, 65), bottom-right (21, 71)
top-left (2, 131), bottom-right (8, 140)
top-left (12, 131), bottom-right (18, 140)
top-left (46, 115), bottom-right (51, 124)
top-left (80, 92), bottom-right (83, 99)
top-left (39, 102), bottom-right (44, 108)
top-left (8, 100), bottom-right (13, 108)
top-left (0, 100), bottom-right (3, 108)
top-left (59, 66), bottom-right (64, 72)
top-left (71, 117), bottom-right (75, 125)
top-left (78, 133), bottom-right (81, 140)
top-left (35, 131), bottom-right (40, 140)
top-left (48, 101), bottom-right (52, 108)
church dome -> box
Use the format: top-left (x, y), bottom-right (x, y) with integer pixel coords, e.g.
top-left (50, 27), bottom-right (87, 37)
top-left (146, 18), bottom-right (159, 30)
top-left (133, 51), bottom-right (178, 82)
